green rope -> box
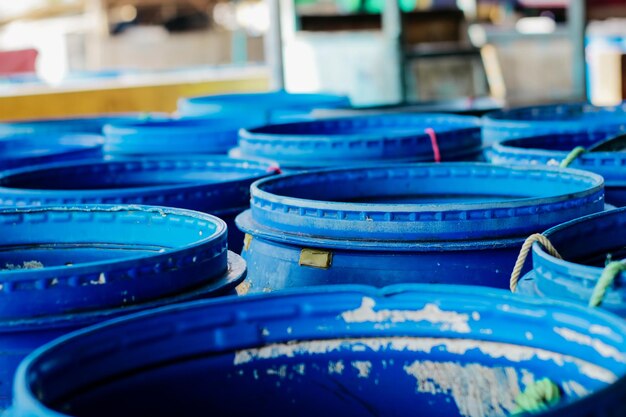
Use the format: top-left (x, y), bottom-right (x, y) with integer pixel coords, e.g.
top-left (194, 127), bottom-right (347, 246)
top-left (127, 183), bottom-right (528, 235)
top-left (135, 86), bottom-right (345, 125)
top-left (512, 378), bottom-right (561, 415)
top-left (559, 146), bottom-right (586, 168)
top-left (589, 261), bottom-right (626, 307)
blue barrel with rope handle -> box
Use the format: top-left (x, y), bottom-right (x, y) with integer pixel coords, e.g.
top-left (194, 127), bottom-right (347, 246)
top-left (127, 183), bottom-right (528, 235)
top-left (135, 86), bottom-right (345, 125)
top-left (485, 130), bottom-right (626, 206)
top-left (232, 114), bottom-right (483, 170)
top-left (514, 207), bottom-right (626, 317)
top-left (177, 90), bottom-right (351, 123)
top-left (0, 156), bottom-right (279, 253)
top-left (6, 285), bottom-right (626, 417)
top-left (235, 163), bottom-right (604, 293)
top-left (0, 205), bottom-right (246, 409)
top-left (482, 102), bottom-right (626, 145)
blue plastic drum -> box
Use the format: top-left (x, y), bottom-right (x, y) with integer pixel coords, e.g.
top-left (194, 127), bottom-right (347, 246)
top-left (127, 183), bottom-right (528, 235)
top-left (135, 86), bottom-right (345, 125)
top-left (485, 131), bottom-right (626, 206)
top-left (482, 103), bottom-right (626, 145)
top-left (0, 114), bottom-right (161, 137)
top-left (177, 90), bottom-right (351, 123)
top-left (103, 118), bottom-right (245, 156)
top-left (8, 285), bottom-right (626, 417)
top-left (0, 205), bottom-right (246, 409)
top-left (0, 156), bottom-right (277, 253)
top-left (518, 207), bottom-right (626, 317)
top-left (236, 163), bottom-right (604, 293)
top-left (234, 114), bottom-right (483, 170)
top-left (0, 134), bottom-right (103, 170)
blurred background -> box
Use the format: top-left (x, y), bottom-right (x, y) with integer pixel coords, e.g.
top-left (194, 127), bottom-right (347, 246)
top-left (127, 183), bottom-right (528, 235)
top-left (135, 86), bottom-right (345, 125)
top-left (0, 0), bottom-right (624, 119)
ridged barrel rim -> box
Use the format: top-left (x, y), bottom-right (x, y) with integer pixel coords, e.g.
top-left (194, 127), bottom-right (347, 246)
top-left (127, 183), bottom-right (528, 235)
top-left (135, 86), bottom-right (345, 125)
top-left (237, 114), bottom-right (482, 167)
top-left (0, 251), bottom-right (246, 330)
top-left (484, 102), bottom-right (626, 128)
top-left (0, 205), bottom-right (232, 320)
top-left (530, 207), bottom-right (626, 308)
top-left (11, 285), bottom-right (626, 417)
top-left (242, 163), bottom-right (604, 242)
top-left (487, 133), bottom-right (626, 184)
top-left (0, 156), bottom-right (275, 209)
top-left (103, 118), bottom-right (242, 155)
top-left (178, 91), bottom-right (351, 116)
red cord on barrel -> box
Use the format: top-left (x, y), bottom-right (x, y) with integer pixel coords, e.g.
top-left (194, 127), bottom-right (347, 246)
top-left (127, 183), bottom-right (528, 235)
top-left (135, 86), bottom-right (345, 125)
top-left (424, 128), bottom-right (441, 163)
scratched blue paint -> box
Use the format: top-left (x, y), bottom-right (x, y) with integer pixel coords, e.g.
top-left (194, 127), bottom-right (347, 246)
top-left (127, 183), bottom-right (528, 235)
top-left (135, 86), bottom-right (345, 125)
top-left (7, 285), bottom-right (626, 417)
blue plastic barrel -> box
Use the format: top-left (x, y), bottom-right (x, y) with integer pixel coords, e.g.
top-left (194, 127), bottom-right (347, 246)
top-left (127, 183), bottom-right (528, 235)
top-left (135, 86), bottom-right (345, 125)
top-left (235, 163), bottom-right (604, 293)
top-left (102, 118), bottom-right (244, 156)
top-left (518, 207), bottom-right (626, 317)
top-left (0, 156), bottom-right (277, 253)
top-left (0, 114), bottom-right (161, 137)
top-left (9, 285), bottom-right (626, 417)
top-left (0, 134), bottom-right (103, 170)
top-left (177, 90), bottom-right (351, 123)
top-left (234, 114), bottom-right (483, 170)
top-left (482, 103), bottom-right (626, 145)
top-left (485, 131), bottom-right (626, 207)
top-left (0, 205), bottom-right (246, 409)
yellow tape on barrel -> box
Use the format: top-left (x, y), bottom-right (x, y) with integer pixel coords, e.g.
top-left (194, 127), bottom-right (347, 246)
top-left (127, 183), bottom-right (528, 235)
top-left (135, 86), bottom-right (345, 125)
top-left (299, 248), bottom-right (333, 269)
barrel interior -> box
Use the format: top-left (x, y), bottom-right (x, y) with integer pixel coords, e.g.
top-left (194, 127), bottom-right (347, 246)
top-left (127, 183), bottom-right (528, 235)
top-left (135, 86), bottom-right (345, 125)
top-left (259, 168), bottom-right (595, 205)
top-left (503, 132), bottom-right (609, 151)
top-left (37, 338), bottom-right (610, 417)
top-left (547, 212), bottom-right (626, 268)
top-left (251, 118), bottom-right (467, 137)
top-left (0, 211), bottom-right (219, 269)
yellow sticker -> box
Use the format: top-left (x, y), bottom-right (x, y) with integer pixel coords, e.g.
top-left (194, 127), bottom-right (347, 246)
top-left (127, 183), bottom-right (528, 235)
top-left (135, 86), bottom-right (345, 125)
top-left (299, 248), bottom-right (332, 269)
top-left (243, 233), bottom-right (253, 251)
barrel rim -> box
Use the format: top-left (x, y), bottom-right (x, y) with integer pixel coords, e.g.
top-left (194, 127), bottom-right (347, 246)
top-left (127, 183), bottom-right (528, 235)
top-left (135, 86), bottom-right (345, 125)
top-left (11, 284), bottom-right (626, 417)
top-left (0, 156), bottom-right (275, 199)
top-left (0, 204), bottom-right (230, 320)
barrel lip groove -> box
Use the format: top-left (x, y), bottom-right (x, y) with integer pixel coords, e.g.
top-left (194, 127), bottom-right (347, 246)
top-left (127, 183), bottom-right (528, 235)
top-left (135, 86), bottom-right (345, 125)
top-left (237, 114), bottom-right (482, 168)
top-left (0, 204), bottom-right (233, 320)
top-left (0, 251), bottom-right (246, 331)
top-left (486, 133), bottom-right (626, 187)
top-left (244, 163), bottom-right (605, 242)
top-left (482, 103), bottom-right (626, 145)
top-left (0, 156), bottom-right (275, 209)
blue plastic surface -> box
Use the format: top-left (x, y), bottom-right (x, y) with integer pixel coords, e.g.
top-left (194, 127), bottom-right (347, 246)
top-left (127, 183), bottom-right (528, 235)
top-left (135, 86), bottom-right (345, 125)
top-left (9, 285), bottom-right (626, 417)
top-left (0, 205), bottom-right (247, 409)
top-left (0, 156), bottom-right (277, 253)
top-left (0, 134), bottom-right (103, 170)
top-left (517, 207), bottom-right (626, 317)
top-left (103, 118), bottom-right (245, 156)
top-left (235, 114), bottom-right (483, 169)
top-left (485, 131), bottom-right (626, 207)
top-left (482, 102), bottom-right (626, 145)
top-left (177, 90), bottom-right (351, 123)
top-left (0, 114), bottom-right (162, 137)
top-left (236, 163), bottom-right (604, 292)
